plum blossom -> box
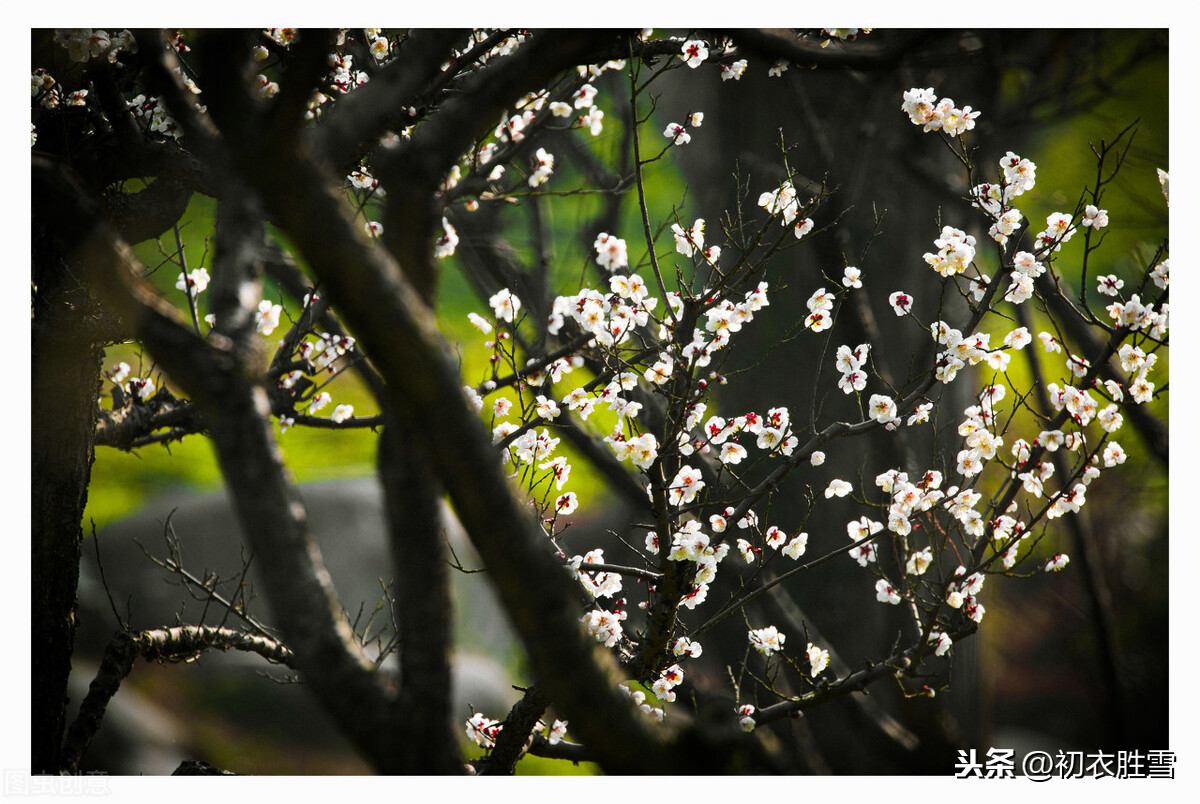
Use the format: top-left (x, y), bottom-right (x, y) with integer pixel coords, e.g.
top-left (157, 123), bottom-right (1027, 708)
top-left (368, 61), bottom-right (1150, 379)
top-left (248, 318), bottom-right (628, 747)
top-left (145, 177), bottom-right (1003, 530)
top-left (868, 394), bottom-right (897, 425)
top-left (889, 291), bottom-right (913, 315)
top-left (594, 232), bottom-right (629, 270)
top-left (1097, 274), bottom-right (1124, 296)
top-left (906, 547), bottom-right (933, 575)
top-left (255, 299), bottom-right (282, 335)
top-left (528, 147), bottom-right (555, 187)
top-left (582, 608), bottom-right (624, 647)
top-left (737, 704), bottom-right (757, 732)
top-left (175, 268), bottom-right (210, 295)
top-left (489, 288), bottom-right (521, 322)
top-left (875, 578), bottom-right (902, 605)
top-left (436, 217), bottom-right (458, 258)
top-left (825, 479), bottom-right (852, 498)
top-left (1082, 205), bottom-right (1108, 229)
top-left (128, 377), bottom-right (155, 401)
top-left (748, 625), bottom-right (785, 657)
top-left (720, 59), bottom-right (747, 81)
top-left (466, 713), bottom-right (502, 748)
top-left (663, 122), bottom-right (691, 145)
top-left (672, 219), bottom-right (705, 257)
top-left (669, 465), bottom-right (705, 506)
top-left (782, 533), bottom-right (808, 560)
top-left (924, 226), bottom-right (976, 277)
top-left (806, 642), bottom-right (830, 677)
top-left (681, 40), bottom-right (708, 68)
top-left (1045, 554), bottom-right (1070, 572)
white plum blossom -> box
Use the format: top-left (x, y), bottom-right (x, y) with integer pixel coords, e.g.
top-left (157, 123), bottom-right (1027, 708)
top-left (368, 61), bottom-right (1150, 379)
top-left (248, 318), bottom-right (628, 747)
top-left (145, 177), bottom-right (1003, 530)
top-left (868, 394), bottom-right (898, 425)
top-left (466, 713), bottom-right (501, 748)
top-left (663, 123), bottom-right (691, 145)
top-left (889, 291), bottom-right (913, 315)
top-left (906, 547), bottom-right (933, 576)
top-left (489, 288), bottom-right (521, 322)
top-left (669, 465), bottom-right (705, 506)
top-left (1082, 205), bottom-right (1108, 229)
top-left (782, 533), bottom-right (808, 560)
top-left (433, 217), bottom-right (459, 259)
top-left (720, 59), bottom-right (748, 81)
top-left (806, 642), bottom-right (830, 677)
top-left (681, 40), bottom-right (708, 68)
top-left (748, 625), bottom-right (785, 657)
top-left (594, 232), bottom-right (629, 270)
top-left (825, 479), bottom-right (852, 498)
top-left (1045, 554), bottom-right (1070, 572)
top-left (175, 268), bottom-right (210, 295)
top-left (255, 299), bottom-right (282, 335)
top-left (875, 578), bottom-right (902, 605)
top-left (582, 608), bottom-right (624, 647)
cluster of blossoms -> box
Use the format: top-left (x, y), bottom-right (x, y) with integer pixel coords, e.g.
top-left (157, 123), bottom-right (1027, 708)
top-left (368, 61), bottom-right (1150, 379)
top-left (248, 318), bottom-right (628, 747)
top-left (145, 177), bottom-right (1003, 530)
top-left (304, 73), bottom-right (1166, 748)
top-left (757, 180), bottom-right (816, 239)
top-left (466, 713), bottom-right (502, 748)
top-left (803, 287), bottom-right (836, 333)
top-left (922, 226), bottom-right (977, 277)
top-left (466, 711), bottom-right (567, 754)
top-left (104, 361), bottom-right (156, 401)
top-left (571, 549), bottom-right (622, 599)
top-left (620, 683), bottom-right (665, 722)
top-left (582, 607), bottom-right (627, 648)
top-left (900, 87), bottom-right (980, 137)
top-left (969, 151), bottom-right (1038, 246)
top-left (53, 28), bottom-right (137, 64)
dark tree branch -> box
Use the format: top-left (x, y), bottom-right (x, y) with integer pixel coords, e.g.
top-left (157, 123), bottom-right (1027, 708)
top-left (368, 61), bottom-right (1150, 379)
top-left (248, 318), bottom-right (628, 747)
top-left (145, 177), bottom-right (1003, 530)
top-left (61, 625), bottom-right (295, 772)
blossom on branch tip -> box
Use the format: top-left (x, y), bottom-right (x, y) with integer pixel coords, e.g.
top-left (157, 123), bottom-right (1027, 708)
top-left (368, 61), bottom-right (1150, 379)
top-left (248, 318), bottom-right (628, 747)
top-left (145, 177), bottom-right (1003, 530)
top-left (737, 705), bottom-right (757, 732)
top-left (663, 122), bottom-right (691, 145)
top-left (594, 233), bottom-right (628, 270)
top-left (255, 300), bottom-right (282, 335)
top-left (434, 218), bottom-right (458, 258)
top-left (1082, 205), bottom-right (1108, 229)
top-left (806, 642), bottom-right (830, 677)
top-left (489, 288), bottom-right (521, 322)
top-left (748, 625), bottom-right (785, 657)
top-left (175, 268), bottom-right (210, 295)
top-left (720, 59), bottom-right (747, 81)
top-left (1045, 554), bottom-right (1070, 572)
top-left (825, 479), bottom-right (852, 498)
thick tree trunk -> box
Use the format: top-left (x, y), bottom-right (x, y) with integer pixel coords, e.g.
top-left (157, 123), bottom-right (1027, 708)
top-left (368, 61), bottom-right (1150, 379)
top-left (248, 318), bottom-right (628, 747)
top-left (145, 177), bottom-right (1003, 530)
top-left (31, 239), bottom-right (103, 774)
